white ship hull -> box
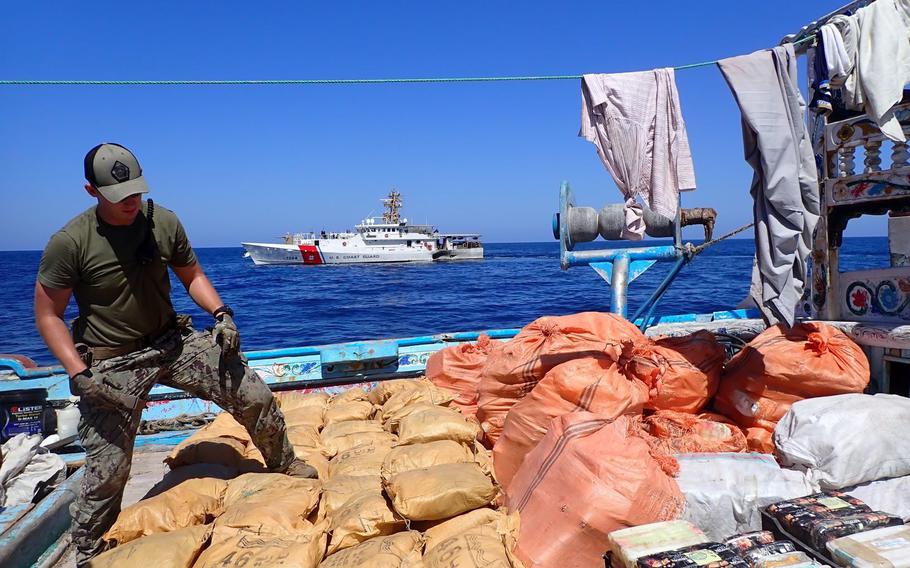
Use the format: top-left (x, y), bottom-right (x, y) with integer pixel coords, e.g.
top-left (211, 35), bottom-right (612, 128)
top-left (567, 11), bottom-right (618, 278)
top-left (241, 241), bottom-right (434, 265)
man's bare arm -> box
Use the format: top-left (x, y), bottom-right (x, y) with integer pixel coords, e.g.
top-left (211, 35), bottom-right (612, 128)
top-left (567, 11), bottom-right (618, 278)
top-left (171, 262), bottom-right (224, 316)
top-left (34, 282), bottom-right (85, 376)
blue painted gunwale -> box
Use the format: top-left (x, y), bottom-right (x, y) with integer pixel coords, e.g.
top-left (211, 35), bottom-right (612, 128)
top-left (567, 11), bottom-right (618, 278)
top-left (0, 309), bottom-right (756, 422)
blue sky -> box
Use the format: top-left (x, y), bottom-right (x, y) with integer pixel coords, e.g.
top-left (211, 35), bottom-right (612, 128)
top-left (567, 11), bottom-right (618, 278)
top-left (0, 1), bottom-right (885, 250)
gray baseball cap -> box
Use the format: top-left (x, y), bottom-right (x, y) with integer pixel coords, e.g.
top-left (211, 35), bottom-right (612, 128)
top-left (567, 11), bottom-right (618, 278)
top-left (83, 143), bottom-right (149, 203)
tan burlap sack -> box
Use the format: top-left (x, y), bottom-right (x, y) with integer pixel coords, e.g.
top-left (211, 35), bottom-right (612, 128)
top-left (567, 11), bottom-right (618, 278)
top-left (380, 440), bottom-right (476, 480)
top-left (277, 391), bottom-right (330, 413)
top-left (195, 524), bottom-right (328, 568)
top-left (328, 441), bottom-right (395, 479)
top-left (164, 436), bottom-right (250, 470)
top-left (319, 531), bottom-right (423, 568)
top-left (379, 382), bottom-right (458, 424)
top-left (295, 447), bottom-right (330, 480)
top-left (330, 387), bottom-right (370, 404)
top-left (385, 462), bottom-right (498, 521)
top-left (422, 532), bottom-right (524, 568)
top-left (217, 486), bottom-right (322, 535)
top-left (321, 421), bottom-right (395, 456)
top-left (396, 406), bottom-right (480, 445)
top-left (287, 424), bottom-right (324, 450)
top-left (283, 406), bottom-right (326, 430)
top-left (327, 493), bottom-right (406, 555)
top-left (223, 473), bottom-right (321, 509)
top-left (321, 419), bottom-right (384, 441)
top-left (103, 477), bottom-right (227, 546)
top-left (89, 524), bottom-right (212, 568)
top-left (369, 379), bottom-right (423, 405)
top-left (320, 475), bottom-right (383, 519)
top-left (422, 508), bottom-right (519, 553)
top-left (237, 444), bottom-right (268, 473)
top-left (324, 400), bottom-right (375, 426)
top-left (474, 441), bottom-right (496, 479)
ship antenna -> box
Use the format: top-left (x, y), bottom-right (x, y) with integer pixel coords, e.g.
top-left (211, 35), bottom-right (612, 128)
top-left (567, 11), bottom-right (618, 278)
top-left (382, 188), bottom-right (402, 224)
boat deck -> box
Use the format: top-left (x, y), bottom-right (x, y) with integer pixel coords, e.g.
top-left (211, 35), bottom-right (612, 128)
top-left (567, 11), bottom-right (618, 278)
top-left (46, 449), bottom-right (185, 568)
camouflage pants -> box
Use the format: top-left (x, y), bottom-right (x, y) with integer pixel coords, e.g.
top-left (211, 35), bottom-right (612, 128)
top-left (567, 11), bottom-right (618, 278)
top-left (70, 326), bottom-right (295, 566)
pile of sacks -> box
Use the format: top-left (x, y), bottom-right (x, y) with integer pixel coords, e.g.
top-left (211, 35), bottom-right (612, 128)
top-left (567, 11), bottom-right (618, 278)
top-left (425, 312), bottom-right (873, 567)
top-left (89, 379), bottom-right (523, 568)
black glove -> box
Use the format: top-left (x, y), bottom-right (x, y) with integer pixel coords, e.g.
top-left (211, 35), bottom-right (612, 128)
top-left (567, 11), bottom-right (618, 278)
top-left (213, 313), bottom-right (240, 358)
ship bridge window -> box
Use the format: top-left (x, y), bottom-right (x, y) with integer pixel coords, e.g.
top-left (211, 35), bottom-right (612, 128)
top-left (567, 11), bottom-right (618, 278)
top-left (407, 240), bottom-right (412, 247)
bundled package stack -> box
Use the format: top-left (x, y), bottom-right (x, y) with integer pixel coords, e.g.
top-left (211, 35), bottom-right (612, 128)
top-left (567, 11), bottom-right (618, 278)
top-left (89, 379), bottom-right (524, 568)
top-left (608, 525), bottom-right (830, 567)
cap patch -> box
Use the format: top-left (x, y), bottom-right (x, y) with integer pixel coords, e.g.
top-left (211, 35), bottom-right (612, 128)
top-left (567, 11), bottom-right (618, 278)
top-left (110, 161), bottom-right (130, 183)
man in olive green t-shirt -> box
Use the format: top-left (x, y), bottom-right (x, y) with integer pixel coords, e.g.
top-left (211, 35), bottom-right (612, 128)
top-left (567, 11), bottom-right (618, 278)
top-left (34, 143), bottom-right (316, 566)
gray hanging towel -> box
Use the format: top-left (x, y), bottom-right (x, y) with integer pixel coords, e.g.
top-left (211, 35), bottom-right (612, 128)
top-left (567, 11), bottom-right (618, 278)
top-left (580, 69), bottom-right (696, 240)
top-left (717, 44), bottom-right (820, 327)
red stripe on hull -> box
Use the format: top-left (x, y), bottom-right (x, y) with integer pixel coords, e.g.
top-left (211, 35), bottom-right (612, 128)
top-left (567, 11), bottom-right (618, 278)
top-left (298, 245), bottom-right (323, 265)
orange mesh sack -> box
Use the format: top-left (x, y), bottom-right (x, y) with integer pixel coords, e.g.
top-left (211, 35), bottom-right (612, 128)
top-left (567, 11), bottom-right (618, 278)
top-left (426, 333), bottom-right (500, 417)
top-left (714, 322), bottom-right (870, 453)
top-left (507, 413), bottom-right (684, 568)
top-left (477, 312), bottom-right (646, 444)
top-left (642, 410), bottom-right (748, 454)
top-left (493, 356), bottom-right (649, 489)
top-left (622, 330), bottom-right (724, 414)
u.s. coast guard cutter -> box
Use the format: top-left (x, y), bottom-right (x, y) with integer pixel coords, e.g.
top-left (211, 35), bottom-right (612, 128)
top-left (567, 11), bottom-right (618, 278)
top-left (241, 190), bottom-right (483, 265)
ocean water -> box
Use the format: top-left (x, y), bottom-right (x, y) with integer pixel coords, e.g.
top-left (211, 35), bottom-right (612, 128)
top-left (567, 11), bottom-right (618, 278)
top-left (1, 238), bottom-right (889, 366)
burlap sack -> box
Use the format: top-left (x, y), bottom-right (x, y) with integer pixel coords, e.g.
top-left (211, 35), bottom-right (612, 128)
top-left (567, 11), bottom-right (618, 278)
top-left (216, 476), bottom-right (322, 535)
top-left (369, 379), bottom-right (423, 405)
top-left (277, 391), bottom-right (330, 413)
top-left (426, 334), bottom-right (499, 418)
top-left (237, 444), bottom-right (268, 474)
top-left (321, 421), bottom-right (397, 457)
top-left (195, 524), bottom-right (327, 568)
top-left (321, 475), bottom-right (383, 519)
top-left (380, 382), bottom-right (458, 424)
top-left (380, 440), bottom-right (476, 480)
top-left (385, 462), bottom-right (498, 521)
top-left (327, 493), bottom-right (406, 555)
top-left (396, 405), bottom-right (480, 445)
top-left (283, 406), bottom-right (326, 430)
top-left (223, 473), bottom-right (321, 510)
top-left (422, 533), bottom-right (524, 568)
top-left (164, 436), bottom-right (251, 470)
top-left (287, 425), bottom-right (324, 450)
top-left (474, 441), bottom-right (496, 479)
top-left (295, 447), bottom-right (331, 480)
top-left (103, 477), bottom-right (227, 546)
top-left (321, 419), bottom-right (384, 441)
top-left (324, 400), bottom-right (375, 426)
top-left (319, 531), bottom-right (423, 568)
top-left (89, 524), bottom-right (212, 568)
top-left (422, 507), bottom-right (519, 553)
top-left (328, 441), bottom-right (396, 479)
top-left (330, 387), bottom-right (370, 404)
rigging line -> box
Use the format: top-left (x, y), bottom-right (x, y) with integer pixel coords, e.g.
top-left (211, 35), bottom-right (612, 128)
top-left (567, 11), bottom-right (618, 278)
top-left (687, 222), bottom-right (755, 256)
top-left (0, 36), bottom-right (816, 86)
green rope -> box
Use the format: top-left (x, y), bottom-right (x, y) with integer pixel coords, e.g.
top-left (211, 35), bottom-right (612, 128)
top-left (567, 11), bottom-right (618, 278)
top-left (0, 75), bottom-right (583, 86)
top-left (0, 37), bottom-right (815, 86)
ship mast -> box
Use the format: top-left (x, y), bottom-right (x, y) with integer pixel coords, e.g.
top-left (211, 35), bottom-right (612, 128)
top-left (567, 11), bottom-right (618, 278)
top-left (382, 189), bottom-right (403, 224)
